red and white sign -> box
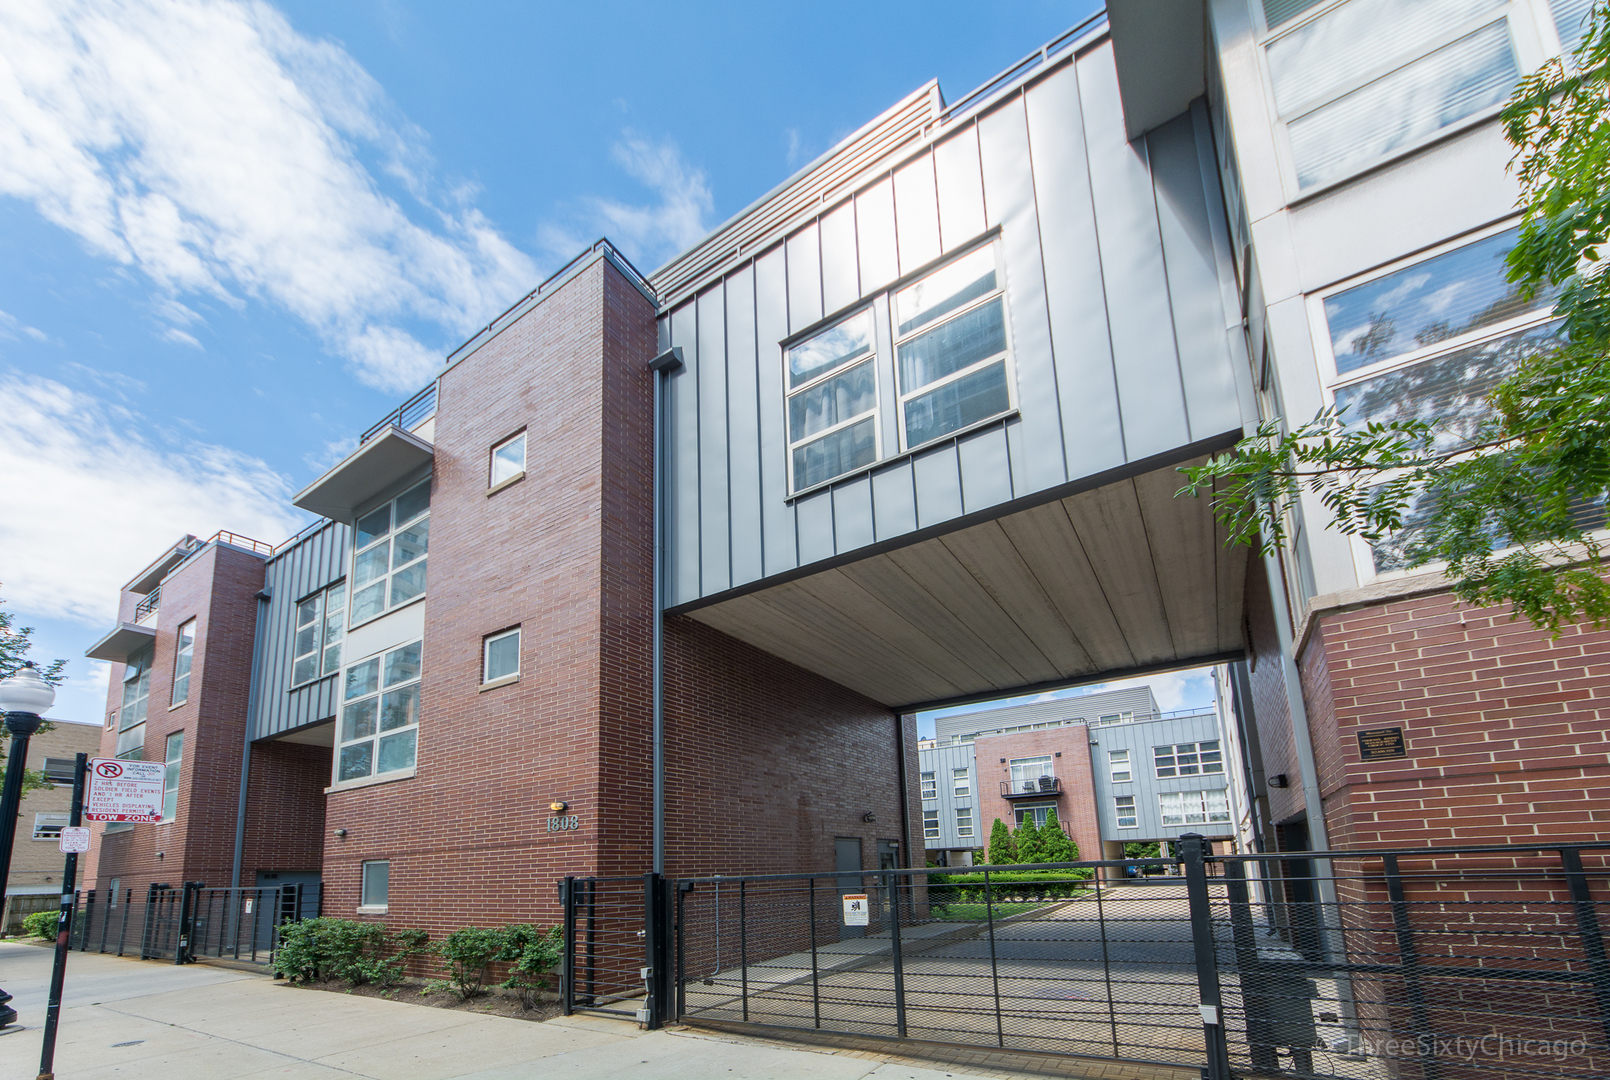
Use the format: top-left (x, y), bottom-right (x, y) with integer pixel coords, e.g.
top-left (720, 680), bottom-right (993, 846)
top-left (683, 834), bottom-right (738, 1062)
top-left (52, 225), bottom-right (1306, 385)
top-left (84, 758), bottom-right (164, 823)
top-left (58, 827), bottom-right (90, 853)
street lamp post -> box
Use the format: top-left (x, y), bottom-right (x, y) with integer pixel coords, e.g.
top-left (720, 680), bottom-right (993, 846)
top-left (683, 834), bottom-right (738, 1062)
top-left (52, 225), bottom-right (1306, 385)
top-left (0, 662), bottom-right (58, 1030)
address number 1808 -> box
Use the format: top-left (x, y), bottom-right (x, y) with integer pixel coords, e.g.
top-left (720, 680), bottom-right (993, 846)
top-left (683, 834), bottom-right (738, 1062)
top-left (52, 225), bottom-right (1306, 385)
top-left (546, 815), bottom-right (580, 833)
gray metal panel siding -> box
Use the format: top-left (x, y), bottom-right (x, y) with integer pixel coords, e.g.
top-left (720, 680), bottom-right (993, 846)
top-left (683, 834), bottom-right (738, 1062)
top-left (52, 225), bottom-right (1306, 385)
top-left (912, 444), bottom-right (963, 529)
top-left (1088, 712), bottom-right (1232, 840)
top-left (820, 200), bottom-right (860, 315)
top-left (1076, 41), bottom-right (1192, 463)
top-left (697, 285), bottom-right (731, 594)
top-left (725, 266), bottom-right (764, 587)
top-left (668, 300), bottom-right (701, 605)
top-left (833, 474), bottom-right (875, 552)
top-left (754, 247), bottom-right (797, 578)
top-left (871, 462), bottom-right (917, 541)
top-left (1146, 112), bottom-right (1241, 443)
top-left (933, 684), bottom-right (1159, 740)
top-left (787, 223), bottom-right (822, 332)
top-left (856, 179), bottom-right (900, 294)
top-left (958, 426), bottom-right (1012, 515)
top-left (893, 152), bottom-right (941, 273)
top-left (252, 521), bottom-right (348, 740)
top-left (1024, 62), bottom-right (1126, 479)
top-left (919, 742), bottom-right (978, 851)
top-left (795, 488), bottom-right (835, 566)
top-left (933, 127), bottom-right (986, 253)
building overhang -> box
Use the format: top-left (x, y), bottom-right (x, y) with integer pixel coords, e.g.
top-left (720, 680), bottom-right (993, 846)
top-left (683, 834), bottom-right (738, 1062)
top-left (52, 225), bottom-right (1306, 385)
top-left (293, 426), bottom-right (434, 524)
top-left (1107, 0), bottom-right (1207, 141)
top-left (124, 537), bottom-right (201, 595)
top-left (85, 622), bottom-right (157, 663)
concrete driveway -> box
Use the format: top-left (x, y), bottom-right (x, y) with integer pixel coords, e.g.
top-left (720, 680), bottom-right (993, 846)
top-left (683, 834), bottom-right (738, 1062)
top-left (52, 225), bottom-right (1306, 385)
top-left (0, 940), bottom-right (1081, 1080)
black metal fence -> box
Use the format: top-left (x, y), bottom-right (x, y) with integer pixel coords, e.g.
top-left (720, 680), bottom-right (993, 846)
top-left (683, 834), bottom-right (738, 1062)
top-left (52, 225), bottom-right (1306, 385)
top-left (69, 881), bottom-right (320, 967)
top-left (561, 839), bottom-right (1610, 1079)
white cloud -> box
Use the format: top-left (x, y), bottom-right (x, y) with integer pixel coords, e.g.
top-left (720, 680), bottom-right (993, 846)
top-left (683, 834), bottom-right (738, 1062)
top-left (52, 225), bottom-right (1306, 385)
top-left (0, 0), bottom-right (537, 392)
top-left (0, 308), bottom-right (47, 342)
top-left (542, 130), bottom-right (712, 272)
top-left (0, 373), bottom-right (307, 626)
top-left (162, 327), bottom-right (203, 349)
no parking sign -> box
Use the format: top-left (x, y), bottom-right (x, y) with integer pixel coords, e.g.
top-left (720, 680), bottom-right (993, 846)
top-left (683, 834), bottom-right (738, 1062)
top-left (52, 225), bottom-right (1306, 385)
top-left (84, 757), bottom-right (164, 823)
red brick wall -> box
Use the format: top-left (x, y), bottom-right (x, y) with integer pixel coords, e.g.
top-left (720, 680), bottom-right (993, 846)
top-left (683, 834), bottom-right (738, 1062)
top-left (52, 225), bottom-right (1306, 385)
top-left (241, 741), bottom-right (329, 878)
top-left (1245, 557), bottom-right (1306, 832)
top-left (972, 726), bottom-right (1100, 863)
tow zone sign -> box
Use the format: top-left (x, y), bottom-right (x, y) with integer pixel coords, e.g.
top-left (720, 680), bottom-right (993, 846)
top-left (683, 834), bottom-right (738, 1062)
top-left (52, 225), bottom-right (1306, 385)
top-left (84, 758), bottom-right (164, 823)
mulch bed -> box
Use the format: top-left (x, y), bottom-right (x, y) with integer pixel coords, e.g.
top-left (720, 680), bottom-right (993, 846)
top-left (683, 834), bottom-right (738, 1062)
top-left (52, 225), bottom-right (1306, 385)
top-left (284, 978), bottom-right (562, 1023)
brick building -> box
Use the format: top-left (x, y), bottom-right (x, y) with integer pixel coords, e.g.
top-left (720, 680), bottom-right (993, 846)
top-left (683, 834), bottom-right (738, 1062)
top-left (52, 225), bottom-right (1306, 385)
top-left (2, 719), bottom-right (100, 932)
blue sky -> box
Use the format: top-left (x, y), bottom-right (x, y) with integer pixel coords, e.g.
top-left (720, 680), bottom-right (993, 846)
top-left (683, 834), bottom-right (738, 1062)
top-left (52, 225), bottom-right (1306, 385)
top-left (0, 0), bottom-right (1223, 731)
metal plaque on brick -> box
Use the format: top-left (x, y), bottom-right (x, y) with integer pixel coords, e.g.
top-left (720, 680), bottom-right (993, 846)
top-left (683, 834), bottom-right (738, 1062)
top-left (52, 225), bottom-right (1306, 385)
top-left (84, 757), bottom-right (165, 822)
top-left (1356, 726), bottom-right (1408, 761)
top-left (842, 894), bottom-right (869, 926)
top-left (57, 826), bottom-right (90, 853)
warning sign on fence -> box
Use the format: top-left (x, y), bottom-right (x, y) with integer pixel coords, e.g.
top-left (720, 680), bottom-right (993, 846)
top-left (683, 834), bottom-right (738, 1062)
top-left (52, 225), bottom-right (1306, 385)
top-left (84, 757), bottom-right (165, 823)
top-left (842, 894), bottom-right (868, 926)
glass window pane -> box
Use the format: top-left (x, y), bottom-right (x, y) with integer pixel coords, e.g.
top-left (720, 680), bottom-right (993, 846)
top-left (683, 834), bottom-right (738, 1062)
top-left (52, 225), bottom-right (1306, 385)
top-left (788, 360), bottom-right (877, 443)
top-left (1266, 0), bottom-right (1505, 114)
top-left (492, 434), bottom-right (525, 485)
top-left (1553, 0), bottom-right (1595, 52)
top-left (485, 632), bottom-right (519, 682)
top-left (903, 360), bottom-right (1010, 449)
top-left (339, 742), bottom-right (373, 782)
top-left (292, 655), bottom-right (319, 685)
top-left (351, 581), bottom-right (386, 624)
top-left (792, 416), bottom-right (877, 490)
top-left (384, 642), bottom-right (422, 687)
top-left (788, 309), bottom-right (873, 388)
top-left (294, 624), bottom-right (319, 657)
top-left (898, 296), bottom-right (1007, 391)
top-left (1288, 21), bottom-right (1518, 189)
top-left (355, 504), bottom-right (391, 549)
top-left (380, 685), bottom-right (418, 732)
top-left (390, 562), bottom-right (426, 605)
top-left (1263, 0), bottom-right (1326, 30)
top-left (296, 597), bottom-right (320, 628)
top-left (361, 861), bottom-right (389, 906)
top-left (392, 516), bottom-right (429, 568)
top-left (323, 643), bottom-right (343, 677)
top-left (354, 545), bottom-right (389, 588)
top-left (896, 246), bottom-right (996, 335)
top-left (1326, 229), bottom-right (1555, 375)
top-left (116, 725), bottom-right (144, 757)
top-left (377, 729), bottom-right (417, 773)
top-left (344, 659), bottom-right (380, 700)
top-left (341, 698), bottom-right (377, 741)
top-left (394, 480), bottom-right (430, 524)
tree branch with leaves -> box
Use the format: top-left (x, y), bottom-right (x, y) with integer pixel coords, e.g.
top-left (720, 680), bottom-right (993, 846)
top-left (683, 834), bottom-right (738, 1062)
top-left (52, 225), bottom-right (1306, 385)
top-left (1179, 4), bottom-right (1610, 634)
top-left (1, 590), bottom-right (66, 795)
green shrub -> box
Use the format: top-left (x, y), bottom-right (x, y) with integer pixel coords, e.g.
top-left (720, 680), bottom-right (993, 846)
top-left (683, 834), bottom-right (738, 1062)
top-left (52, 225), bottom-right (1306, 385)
top-left (927, 868), bottom-right (1092, 905)
top-left (1038, 809), bottom-right (1077, 863)
top-left (21, 909), bottom-right (57, 939)
top-left (1013, 815), bottom-right (1044, 864)
top-left (435, 927), bottom-right (507, 1000)
top-left (273, 919), bottom-right (427, 986)
top-left (497, 924), bottom-right (563, 1007)
top-left (987, 819), bottom-right (1016, 865)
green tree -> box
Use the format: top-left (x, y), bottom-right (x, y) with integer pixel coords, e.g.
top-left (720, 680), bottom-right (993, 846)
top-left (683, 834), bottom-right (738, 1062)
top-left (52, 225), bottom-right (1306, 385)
top-left (1014, 814), bottom-right (1044, 865)
top-left (1038, 809), bottom-right (1077, 863)
top-left (1, 590), bottom-right (65, 795)
top-left (986, 818), bottom-right (1017, 865)
top-left (1178, 4), bottom-right (1610, 635)
top-left (1123, 841), bottom-right (1162, 860)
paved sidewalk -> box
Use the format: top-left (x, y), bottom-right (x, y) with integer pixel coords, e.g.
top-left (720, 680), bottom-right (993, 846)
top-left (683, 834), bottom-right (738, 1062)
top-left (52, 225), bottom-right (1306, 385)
top-left (0, 941), bottom-right (1082, 1080)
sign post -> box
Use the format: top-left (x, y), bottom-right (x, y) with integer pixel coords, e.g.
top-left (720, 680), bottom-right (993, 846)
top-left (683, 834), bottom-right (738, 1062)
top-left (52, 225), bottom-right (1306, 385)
top-left (37, 752), bottom-right (87, 1080)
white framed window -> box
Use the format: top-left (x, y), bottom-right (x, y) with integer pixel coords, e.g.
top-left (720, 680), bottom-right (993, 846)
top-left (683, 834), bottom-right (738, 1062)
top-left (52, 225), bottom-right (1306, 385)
top-left (350, 481), bottom-right (430, 627)
top-left (1154, 741), bottom-right (1224, 779)
top-left (161, 731), bottom-right (184, 822)
top-left (32, 812), bottom-right (68, 840)
top-left (955, 806), bottom-right (974, 838)
top-left (1114, 796), bottom-right (1138, 829)
top-left (42, 758), bottom-right (76, 784)
top-left (116, 648), bottom-right (152, 759)
top-left (171, 618), bottom-right (195, 706)
top-left (1257, 0), bottom-right (1557, 191)
top-left (360, 860), bottom-right (389, 911)
top-left (894, 243), bottom-right (1014, 452)
top-left (1311, 221), bottom-right (1566, 577)
top-left (923, 808), bottom-right (941, 840)
top-left (482, 627), bottom-right (520, 685)
top-left (1008, 756), bottom-right (1053, 794)
top-left (1014, 803), bottom-right (1055, 828)
top-left (336, 641), bottom-right (421, 784)
top-left (786, 307), bottom-right (880, 492)
top-left (1096, 711), bottom-right (1134, 726)
top-left (292, 582), bottom-right (347, 687)
top-left (920, 771), bottom-right (937, 800)
top-left (1160, 789), bottom-right (1232, 827)
top-left (952, 767), bottom-right (970, 798)
top-left (1109, 749), bottom-right (1132, 784)
top-left (490, 431), bottom-right (526, 488)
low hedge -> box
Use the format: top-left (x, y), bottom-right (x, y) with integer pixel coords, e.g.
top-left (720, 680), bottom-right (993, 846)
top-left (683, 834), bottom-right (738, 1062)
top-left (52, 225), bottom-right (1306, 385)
top-left (21, 910), bottom-right (57, 939)
top-left (272, 918), bottom-right (428, 986)
top-left (927, 868), bottom-right (1093, 905)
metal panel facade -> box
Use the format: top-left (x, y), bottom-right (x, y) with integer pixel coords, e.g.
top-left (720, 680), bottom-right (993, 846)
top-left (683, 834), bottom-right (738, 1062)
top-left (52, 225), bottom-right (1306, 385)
top-left (250, 521), bottom-right (348, 740)
top-left (1087, 713), bottom-right (1234, 841)
top-left (654, 32), bottom-right (1243, 609)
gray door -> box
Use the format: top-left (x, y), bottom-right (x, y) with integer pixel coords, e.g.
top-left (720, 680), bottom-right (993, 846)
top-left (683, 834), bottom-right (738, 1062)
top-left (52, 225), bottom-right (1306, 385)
top-left (835, 837), bottom-right (863, 940)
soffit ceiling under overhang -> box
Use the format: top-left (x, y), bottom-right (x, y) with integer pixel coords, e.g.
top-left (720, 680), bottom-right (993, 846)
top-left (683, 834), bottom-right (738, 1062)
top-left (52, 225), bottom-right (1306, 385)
top-left (85, 623), bottom-right (157, 663)
top-left (293, 426), bottom-right (434, 525)
top-left (683, 457), bottom-right (1248, 711)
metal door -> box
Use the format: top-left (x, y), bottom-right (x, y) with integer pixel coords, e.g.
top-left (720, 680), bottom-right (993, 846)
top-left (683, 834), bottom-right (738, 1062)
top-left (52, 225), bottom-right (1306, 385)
top-left (834, 837), bottom-right (863, 939)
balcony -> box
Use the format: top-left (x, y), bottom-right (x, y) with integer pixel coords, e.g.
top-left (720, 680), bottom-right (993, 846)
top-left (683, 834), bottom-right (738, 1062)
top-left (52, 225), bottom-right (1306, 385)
top-left (134, 587), bottom-right (160, 624)
top-left (1001, 777), bottom-right (1062, 799)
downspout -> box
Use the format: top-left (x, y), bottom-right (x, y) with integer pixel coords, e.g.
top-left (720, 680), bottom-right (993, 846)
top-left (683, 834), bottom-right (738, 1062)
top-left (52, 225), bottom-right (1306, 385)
top-left (232, 588), bottom-right (271, 889)
top-left (894, 712), bottom-right (912, 869)
top-left (648, 346), bottom-right (684, 876)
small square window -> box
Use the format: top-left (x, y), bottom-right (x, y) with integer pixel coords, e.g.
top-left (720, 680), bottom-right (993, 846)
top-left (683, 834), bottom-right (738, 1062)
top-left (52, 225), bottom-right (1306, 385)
top-left (483, 628), bottom-right (520, 684)
top-left (491, 432), bottom-right (526, 488)
top-left (1114, 796), bottom-right (1138, 830)
top-left (923, 808), bottom-right (940, 840)
top-left (32, 812), bottom-right (68, 840)
top-left (361, 860), bottom-right (390, 909)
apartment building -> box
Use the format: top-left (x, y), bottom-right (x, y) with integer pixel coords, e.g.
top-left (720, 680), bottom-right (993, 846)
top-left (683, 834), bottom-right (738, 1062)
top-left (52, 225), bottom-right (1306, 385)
top-left (2, 719), bottom-right (101, 932)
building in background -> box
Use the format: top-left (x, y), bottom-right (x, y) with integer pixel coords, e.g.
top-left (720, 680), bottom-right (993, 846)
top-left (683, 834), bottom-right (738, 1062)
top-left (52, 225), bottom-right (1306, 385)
top-left (3, 719), bottom-right (100, 932)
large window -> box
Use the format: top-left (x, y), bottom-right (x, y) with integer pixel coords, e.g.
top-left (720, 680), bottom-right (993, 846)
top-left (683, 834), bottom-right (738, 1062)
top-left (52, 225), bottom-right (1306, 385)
top-left (786, 308), bottom-right (879, 491)
top-left (1109, 749), bottom-right (1132, 784)
top-left (171, 619), bottom-right (195, 706)
top-left (1316, 224), bottom-right (1564, 573)
top-left (1014, 803), bottom-right (1055, 828)
top-left (161, 731), bottom-right (184, 822)
top-left (350, 481), bottom-right (430, 627)
top-left (1160, 789), bottom-right (1232, 827)
top-left (292, 582), bottom-right (347, 686)
top-left (116, 648), bottom-right (152, 759)
top-left (1154, 741), bottom-right (1224, 779)
top-left (1114, 796), bottom-right (1138, 830)
top-left (1008, 756), bottom-right (1054, 794)
top-left (895, 244), bottom-right (1013, 451)
top-left (482, 628), bottom-right (520, 685)
top-left (337, 642), bottom-right (421, 784)
top-left (923, 808), bottom-right (941, 839)
top-left (360, 860), bottom-right (390, 911)
top-left (920, 771), bottom-right (937, 800)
